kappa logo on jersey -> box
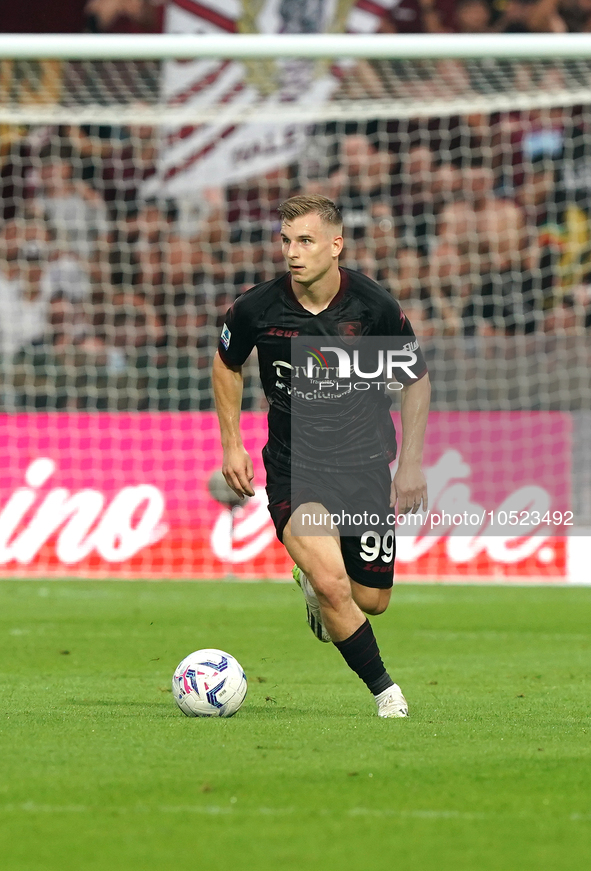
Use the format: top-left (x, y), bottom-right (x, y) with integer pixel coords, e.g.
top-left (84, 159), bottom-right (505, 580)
top-left (220, 324), bottom-right (231, 350)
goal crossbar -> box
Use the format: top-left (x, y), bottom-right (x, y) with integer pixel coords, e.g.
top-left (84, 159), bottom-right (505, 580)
top-left (2, 32), bottom-right (591, 61)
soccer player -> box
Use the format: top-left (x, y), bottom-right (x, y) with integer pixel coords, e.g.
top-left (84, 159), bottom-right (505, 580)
top-left (212, 195), bottom-right (430, 718)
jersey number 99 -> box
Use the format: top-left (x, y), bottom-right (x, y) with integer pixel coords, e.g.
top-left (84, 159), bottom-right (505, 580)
top-left (359, 530), bottom-right (394, 563)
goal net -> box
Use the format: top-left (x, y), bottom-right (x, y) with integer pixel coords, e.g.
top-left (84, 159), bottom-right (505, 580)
top-left (0, 35), bottom-right (588, 581)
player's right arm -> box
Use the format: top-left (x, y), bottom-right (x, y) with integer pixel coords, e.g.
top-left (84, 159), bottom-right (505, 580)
top-left (212, 351), bottom-right (255, 499)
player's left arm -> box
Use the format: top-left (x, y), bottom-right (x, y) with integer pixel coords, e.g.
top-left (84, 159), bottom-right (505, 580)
top-left (391, 373), bottom-right (431, 514)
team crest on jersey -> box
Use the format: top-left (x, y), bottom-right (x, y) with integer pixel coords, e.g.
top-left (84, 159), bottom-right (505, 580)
top-left (337, 321), bottom-right (362, 344)
top-left (220, 324), bottom-right (231, 350)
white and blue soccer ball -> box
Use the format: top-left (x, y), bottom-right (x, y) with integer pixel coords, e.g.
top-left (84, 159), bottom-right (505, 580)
top-left (172, 648), bottom-right (247, 718)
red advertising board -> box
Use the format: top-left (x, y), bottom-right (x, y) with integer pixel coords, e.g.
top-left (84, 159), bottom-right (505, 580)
top-left (0, 412), bottom-right (571, 580)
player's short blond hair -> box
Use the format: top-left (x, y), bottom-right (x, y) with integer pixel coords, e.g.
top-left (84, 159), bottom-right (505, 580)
top-left (278, 195), bottom-right (342, 229)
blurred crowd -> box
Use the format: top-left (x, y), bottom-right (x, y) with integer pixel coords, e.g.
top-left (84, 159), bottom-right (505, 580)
top-left (1, 102), bottom-right (591, 410)
top-left (6, 0), bottom-right (591, 36)
top-left (1, 1), bottom-right (591, 410)
top-left (382, 0), bottom-right (591, 34)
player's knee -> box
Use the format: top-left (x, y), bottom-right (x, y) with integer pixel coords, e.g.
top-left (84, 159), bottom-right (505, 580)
top-left (309, 570), bottom-right (352, 612)
top-left (320, 586), bottom-right (353, 614)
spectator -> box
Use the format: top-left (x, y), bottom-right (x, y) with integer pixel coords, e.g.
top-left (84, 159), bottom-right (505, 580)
top-left (224, 166), bottom-right (298, 290)
top-left (227, 166), bottom-right (297, 258)
top-left (494, 0), bottom-right (567, 32)
top-left (84, 0), bottom-right (164, 33)
top-left (156, 289), bottom-right (214, 410)
top-left (438, 163), bottom-right (528, 275)
top-left (122, 199), bottom-right (176, 305)
top-left (65, 122), bottom-right (158, 221)
top-left (228, 166), bottom-right (296, 229)
top-left (118, 198), bottom-right (214, 309)
top-left (395, 144), bottom-right (437, 253)
top-left (336, 134), bottom-right (393, 199)
top-left (559, 0), bottom-right (591, 31)
top-left (105, 290), bottom-right (164, 375)
top-left (32, 146), bottom-right (111, 285)
top-left (455, 0), bottom-right (494, 31)
top-left (433, 161), bottom-right (536, 333)
top-left (519, 154), bottom-right (591, 303)
top-left (366, 201), bottom-right (398, 281)
top-left (377, 245), bottom-right (427, 307)
top-left (332, 135), bottom-right (395, 277)
top-left (0, 213), bottom-right (92, 301)
top-left (394, 246), bottom-right (426, 302)
top-left (43, 257), bottom-right (92, 303)
top-left (46, 291), bottom-right (99, 353)
top-left (431, 160), bottom-right (464, 214)
top-left (380, 0), bottom-right (457, 33)
top-left (426, 242), bottom-right (473, 334)
top-left (543, 294), bottom-right (588, 332)
top-left (495, 97), bottom-right (591, 222)
top-left (0, 217), bottom-right (29, 280)
top-left (0, 241), bottom-right (51, 360)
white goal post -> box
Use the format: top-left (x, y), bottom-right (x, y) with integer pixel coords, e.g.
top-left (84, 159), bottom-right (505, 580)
top-left (2, 32), bottom-right (591, 60)
top-left (3, 33), bottom-right (591, 125)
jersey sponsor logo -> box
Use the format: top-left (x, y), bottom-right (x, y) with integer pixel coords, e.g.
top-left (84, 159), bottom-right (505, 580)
top-left (266, 327), bottom-right (300, 337)
top-left (304, 346), bottom-right (329, 374)
top-left (402, 338), bottom-right (419, 352)
top-left (220, 324), bottom-right (231, 350)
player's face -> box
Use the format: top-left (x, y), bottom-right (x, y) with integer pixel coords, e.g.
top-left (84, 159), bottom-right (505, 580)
top-left (280, 213), bottom-right (343, 287)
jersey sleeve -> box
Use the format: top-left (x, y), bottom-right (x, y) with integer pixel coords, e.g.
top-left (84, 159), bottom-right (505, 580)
top-left (378, 296), bottom-right (428, 384)
top-left (217, 296), bottom-right (256, 367)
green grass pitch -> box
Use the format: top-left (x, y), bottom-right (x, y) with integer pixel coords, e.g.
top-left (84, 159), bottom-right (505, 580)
top-left (0, 579), bottom-right (590, 871)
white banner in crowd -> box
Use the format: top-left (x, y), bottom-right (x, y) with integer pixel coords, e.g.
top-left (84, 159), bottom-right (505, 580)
top-left (147, 0), bottom-right (398, 196)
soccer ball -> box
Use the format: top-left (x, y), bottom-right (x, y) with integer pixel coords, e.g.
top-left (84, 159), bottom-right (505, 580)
top-left (172, 648), bottom-right (247, 718)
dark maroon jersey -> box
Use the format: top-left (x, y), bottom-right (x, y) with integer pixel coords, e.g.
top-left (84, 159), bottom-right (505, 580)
top-left (218, 268), bottom-right (427, 468)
